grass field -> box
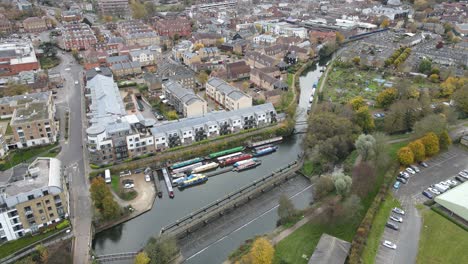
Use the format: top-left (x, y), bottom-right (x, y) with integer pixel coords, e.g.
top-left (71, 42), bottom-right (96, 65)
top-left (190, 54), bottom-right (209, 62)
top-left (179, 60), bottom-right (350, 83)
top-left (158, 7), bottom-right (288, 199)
top-left (0, 144), bottom-right (59, 171)
top-left (387, 141), bottom-right (408, 161)
top-left (0, 228), bottom-right (63, 259)
top-left (361, 194), bottom-right (401, 263)
top-left (417, 209), bottom-right (468, 264)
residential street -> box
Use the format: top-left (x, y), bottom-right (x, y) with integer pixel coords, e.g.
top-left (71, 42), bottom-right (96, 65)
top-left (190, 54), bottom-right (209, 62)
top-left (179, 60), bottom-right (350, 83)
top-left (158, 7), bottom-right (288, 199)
top-left (54, 52), bottom-right (91, 264)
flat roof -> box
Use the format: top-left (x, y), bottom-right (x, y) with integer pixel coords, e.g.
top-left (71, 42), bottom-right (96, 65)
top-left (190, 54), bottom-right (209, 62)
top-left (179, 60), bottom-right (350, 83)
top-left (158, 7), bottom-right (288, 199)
top-left (435, 181), bottom-right (468, 221)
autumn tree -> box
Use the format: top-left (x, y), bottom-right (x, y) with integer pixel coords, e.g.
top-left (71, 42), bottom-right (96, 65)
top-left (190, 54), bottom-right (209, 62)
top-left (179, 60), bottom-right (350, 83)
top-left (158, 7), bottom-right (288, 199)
top-left (145, 236), bottom-right (179, 264)
top-left (421, 132), bottom-right (440, 156)
top-left (352, 56), bottom-right (361, 65)
top-left (383, 99), bottom-right (421, 134)
top-left (408, 140), bottom-right (425, 162)
top-left (349, 96), bottom-right (365, 111)
top-left (134, 252), bottom-right (150, 264)
top-left (380, 19), bottom-right (390, 28)
top-left (335, 32), bottom-right (345, 44)
top-left (351, 162), bottom-right (376, 198)
top-left (102, 195), bottom-right (120, 220)
top-left (413, 114), bottom-right (447, 139)
top-left (452, 86), bottom-right (468, 115)
top-left (438, 130), bottom-right (451, 150)
top-left (376, 88), bottom-right (398, 109)
top-left (36, 244), bottom-right (48, 263)
top-left (216, 37), bottom-right (225, 46)
top-left (245, 237), bottom-right (274, 264)
top-left (197, 71), bottom-right (209, 86)
top-left (398, 147), bottom-right (414, 165)
top-left (166, 111), bottom-right (178, 120)
top-left (193, 43), bottom-right (204, 51)
top-left (355, 134), bottom-right (376, 161)
top-left (354, 106), bottom-right (375, 133)
top-left (440, 76), bottom-right (467, 97)
top-left (90, 177), bottom-right (108, 210)
top-left (277, 195), bottom-right (298, 226)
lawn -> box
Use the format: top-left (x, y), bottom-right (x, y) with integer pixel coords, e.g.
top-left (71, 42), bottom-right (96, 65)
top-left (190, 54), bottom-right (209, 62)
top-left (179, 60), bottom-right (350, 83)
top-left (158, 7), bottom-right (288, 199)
top-left (273, 216), bottom-right (360, 264)
top-left (387, 141), bottom-right (408, 161)
top-left (361, 194), bottom-right (401, 263)
top-left (417, 209), bottom-right (468, 264)
top-left (0, 144), bottom-right (59, 171)
top-left (111, 174), bottom-right (137, 201)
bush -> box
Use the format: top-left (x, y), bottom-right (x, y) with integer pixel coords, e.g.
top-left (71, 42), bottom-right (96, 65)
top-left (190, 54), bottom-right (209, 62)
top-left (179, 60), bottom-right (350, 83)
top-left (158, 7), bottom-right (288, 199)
top-left (56, 220), bottom-right (70, 230)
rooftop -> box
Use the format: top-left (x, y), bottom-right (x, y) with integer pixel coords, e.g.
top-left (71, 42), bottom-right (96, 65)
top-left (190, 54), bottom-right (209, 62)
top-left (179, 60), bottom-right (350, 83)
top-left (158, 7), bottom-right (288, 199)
top-left (435, 181), bottom-right (468, 221)
top-left (11, 101), bottom-right (50, 124)
top-left (308, 233), bottom-right (351, 264)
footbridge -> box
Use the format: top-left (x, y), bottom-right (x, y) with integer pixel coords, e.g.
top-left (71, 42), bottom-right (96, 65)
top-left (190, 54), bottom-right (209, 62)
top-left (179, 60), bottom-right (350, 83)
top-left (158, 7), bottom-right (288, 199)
top-left (160, 157), bottom-right (304, 239)
top-left (94, 252), bottom-right (139, 263)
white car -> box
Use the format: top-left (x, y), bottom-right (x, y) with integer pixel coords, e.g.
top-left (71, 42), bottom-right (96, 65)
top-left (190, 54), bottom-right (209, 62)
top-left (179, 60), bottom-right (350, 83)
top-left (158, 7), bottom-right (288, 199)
top-left (123, 183), bottom-right (134, 189)
top-left (445, 180), bottom-right (457, 187)
top-left (65, 68), bottom-right (70, 71)
top-left (74, 81), bottom-right (79, 85)
top-left (459, 171), bottom-right (468, 178)
top-left (428, 188), bottom-right (440, 195)
top-left (439, 181), bottom-right (450, 187)
top-left (392, 207), bottom-right (405, 215)
top-left (382, 240), bottom-right (397, 250)
top-left (406, 168), bottom-right (416, 174)
top-left (390, 215), bottom-right (403, 223)
top-left (145, 174), bottom-right (151, 182)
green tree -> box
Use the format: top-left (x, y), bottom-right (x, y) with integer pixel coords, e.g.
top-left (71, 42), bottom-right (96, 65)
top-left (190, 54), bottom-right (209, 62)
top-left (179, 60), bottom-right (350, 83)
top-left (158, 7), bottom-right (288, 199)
top-left (352, 56), bottom-right (361, 65)
top-left (332, 172), bottom-right (352, 197)
top-left (197, 71), bottom-right (209, 86)
top-left (134, 252), bottom-right (150, 264)
top-left (418, 58), bottom-right (432, 74)
top-left (90, 177), bottom-right (108, 210)
top-left (438, 130), bottom-right (451, 150)
top-left (246, 237), bottom-right (274, 264)
top-left (354, 106), bottom-right (375, 133)
top-left (144, 1), bottom-right (157, 18)
top-left (408, 140), bottom-right (426, 162)
top-left (145, 236), bottom-right (179, 264)
top-left (349, 96), bottom-right (365, 111)
top-left (421, 132), bottom-right (440, 156)
top-left (131, 0), bottom-right (147, 19)
top-left (35, 244), bottom-right (48, 263)
top-left (355, 134), bottom-right (376, 161)
top-left (376, 88), bottom-right (398, 108)
top-left (166, 111), bottom-right (178, 120)
top-left (319, 43), bottom-right (337, 58)
top-left (101, 195), bottom-right (120, 220)
top-left (452, 86), bottom-right (468, 115)
top-left (313, 175), bottom-right (335, 199)
top-left (413, 114), bottom-right (447, 139)
top-left (277, 194), bottom-right (297, 225)
top-left (397, 147), bottom-right (414, 165)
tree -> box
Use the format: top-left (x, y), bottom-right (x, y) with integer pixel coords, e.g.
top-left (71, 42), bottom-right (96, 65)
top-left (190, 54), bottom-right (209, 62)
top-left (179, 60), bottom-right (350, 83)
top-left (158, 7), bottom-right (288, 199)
top-left (354, 106), bottom-right (375, 133)
top-left (36, 244), bottom-right (48, 263)
top-left (376, 88), bottom-right (398, 109)
top-left (372, 132), bottom-right (390, 169)
top-left (131, 0), bottom-right (147, 19)
top-left (134, 252), bottom-right (150, 264)
top-left (380, 19), bottom-right (390, 28)
top-left (352, 56), bottom-right (361, 65)
top-left (309, 49), bottom-right (315, 58)
top-left (351, 162), bottom-right (376, 198)
top-left (319, 43), bottom-right (337, 58)
top-left (438, 130), bottom-right (451, 150)
top-left (197, 71), bottom-right (209, 86)
top-left (421, 132), bottom-right (440, 156)
top-left (145, 236), bottom-right (179, 264)
top-left (313, 175), bottom-right (335, 199)
top-left (166, 111), bottom-right (178, 120)
top-left (216, 38), bottom-right (225, 46)
top-left (429, 74), bottom-right (439, 83)
top-left (383, 99), bottom-right (421, 134)
top-left (349, 96), bottom-right (365, 111)
top-left (103, 15), bottom-right (113, 22)
top-left (397, 147), bottom-right (414, 165)
top-left (413, 114), bottom-right (447, 139)
top-left (355, 134), bottom-right (376, 161)
top-left (440, 76), bottom-right (466, 97)
top-left (247, 237), bottom-right (274, 264)
top-left (332, 172), bottom-right (352, 197)
top-left (90, 177), bottom-right (108, 210)
top-left (452, 86), bottom-right (468, 115)
top-left (342, 195), bottom-right (363, 221)
top-left (277, 195), bottom-right (297, 225)
top-left (418, 59), bottom-right (432, 74)
top-left (102, 195), bottom-right (120, 220)
top-left (335, 32), bottom-right (345, 44)
top-left (408, 140), bottom-right (425, 162)
top-left (193, 43), bottom-right (204, 51)
top-left (144, 1), bottom-right (157, 18)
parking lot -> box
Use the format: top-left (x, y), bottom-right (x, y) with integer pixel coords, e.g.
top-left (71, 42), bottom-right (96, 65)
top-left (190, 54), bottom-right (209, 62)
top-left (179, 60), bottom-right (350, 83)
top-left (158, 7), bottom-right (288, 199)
top-left (376, 146), bottom-right (468, 264)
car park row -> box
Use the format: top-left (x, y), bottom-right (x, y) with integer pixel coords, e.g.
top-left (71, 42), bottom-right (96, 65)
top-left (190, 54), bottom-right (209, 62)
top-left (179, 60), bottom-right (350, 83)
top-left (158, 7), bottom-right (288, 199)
top-left (382, 207), bottom-right (406, 250)
top-left (422, 169), bottom-right (468, 199)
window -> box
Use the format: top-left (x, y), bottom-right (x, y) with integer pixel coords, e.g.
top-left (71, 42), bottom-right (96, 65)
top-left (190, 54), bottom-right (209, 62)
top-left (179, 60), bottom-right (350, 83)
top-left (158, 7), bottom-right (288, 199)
top-left (24, 206), bottom-right (31, 212)
top-left (42, 190), bottom-right (48, 196)
top-left (27, 126), bottom-right (30, 129)
top-left (41, 134), bottom-right (44, 137)
top-left (30, 136), bottom-right (34, 140)
top-left (49, 213), bottom-right (54, 218)
top-left (36, 202), bottom-right (41, 207)
top-left (39, 128), bottom-right (42, 132)
top-left (47, 207), bottom-right (52, 211)
top-left (45, 200), bottom-right (50, 204)
top-left (27, 195), bottom-right (34, 200)
top-left (39, 209), bottom-right (44, 214)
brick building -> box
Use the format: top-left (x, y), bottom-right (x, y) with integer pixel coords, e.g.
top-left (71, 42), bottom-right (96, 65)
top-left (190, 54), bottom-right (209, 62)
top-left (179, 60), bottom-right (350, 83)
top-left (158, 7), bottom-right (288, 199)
top-left (0, 40), bottom-right (40, 76)
top-left (59, 23), bottom-right (97, 51)
top-left (155, 17), bottom-right (192, 38)
top-left (22, 17), bottom-right (47, 33)
top-left (97, 0), bottom-right (130, 18)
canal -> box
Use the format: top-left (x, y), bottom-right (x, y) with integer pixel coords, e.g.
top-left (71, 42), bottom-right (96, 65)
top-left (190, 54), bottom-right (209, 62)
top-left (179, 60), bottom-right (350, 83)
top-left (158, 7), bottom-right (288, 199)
top-left (92, 61), bottom-right (325, 262)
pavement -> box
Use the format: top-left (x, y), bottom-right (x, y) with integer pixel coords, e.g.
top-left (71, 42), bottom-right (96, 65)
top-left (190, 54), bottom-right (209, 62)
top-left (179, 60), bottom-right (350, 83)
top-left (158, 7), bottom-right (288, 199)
top-left (53, 51), bottom-right (91, 264)
top-left (375, 146), bottom-right (468, 264)
top-left (114, 173), bottom-right (156, 212)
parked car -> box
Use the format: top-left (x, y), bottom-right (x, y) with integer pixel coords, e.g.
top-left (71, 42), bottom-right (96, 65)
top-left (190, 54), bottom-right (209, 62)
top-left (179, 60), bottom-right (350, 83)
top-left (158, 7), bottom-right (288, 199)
top-left (445, 179), bottom-right (457, 187)
top-left (74, 81), bottom-right (79, 85)
top-left (422, 190), bottom-right (433, 199)
top-left (119, 170), bottom-right (132, 177)
top-left (406, 168), bottom-right (416, 174)
top-left (392, 207), bottom-right (405, 215)
top-left (428, 188), bottom-right (440, 195)
top-left (123, 183), bottom-right (134, 189)
top-left (433, 184), bottom-right (448, 193)
top-left (455, 176), bottom-right (466, 182)
top-left (145, 174), bottom-right (151, 182)
top-left (410, 165), bottom-right (420, 173)
top-left (399, 171), bottom-right (410, 179)
top-left (386, 222), bottom-right (399, 231)
top-left (382, 240), bottom-right (397, 250)
top-left (134, 168), bottom-right (145, 174)
top-left (390, 215), bottom-right (403, 223)
top-left (393, 181), bottom-right (401, 189)
top-left (419, 161), bottom-right (429, 168)
top-left (397, 177), bottom-right (407, 184)
top-left (459, 171), bottom-right (468, 178)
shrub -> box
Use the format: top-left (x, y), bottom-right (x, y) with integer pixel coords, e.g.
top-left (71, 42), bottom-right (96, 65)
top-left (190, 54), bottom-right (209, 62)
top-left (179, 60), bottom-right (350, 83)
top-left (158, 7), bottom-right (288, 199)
top-left (397, 147), bottom-right (414, 165)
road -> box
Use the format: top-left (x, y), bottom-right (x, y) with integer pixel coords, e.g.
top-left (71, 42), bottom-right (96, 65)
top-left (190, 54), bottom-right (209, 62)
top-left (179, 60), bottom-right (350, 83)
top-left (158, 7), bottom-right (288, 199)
top-left (54, 52), bottom-right (91, 264)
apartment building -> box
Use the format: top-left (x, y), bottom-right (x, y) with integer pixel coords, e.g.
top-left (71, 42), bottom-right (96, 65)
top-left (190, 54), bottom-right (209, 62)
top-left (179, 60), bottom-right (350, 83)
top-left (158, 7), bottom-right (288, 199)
top-left (22, 17), bottom-right (47, 33)
top-left (150, 103), bottom-right (277, 150)
top-left (0, 14), bottom-right (12, 34)
top-left (157, 61), bottom-right (196, 89)
top-left (59, 23), bottom-right (97, 51)
top-left (206, 77), bottom-right (252, 111)
top-left (117, 20), bottom-right (158, 46)
top-left (0, 158), bottom-right (68, 242)
top-left (9, 93), bottom-right (58, 149)
top-left (162, 79), bottom-right (207, 118)
top-left (97, 0), bottom-right (130, 18)
top-left (0, 92), bottom-right (51, 119)
top-left (155, 17), bottom-right (192, 38)
top-left (129, 49), bottom-right (160, 66)
top-left (0, 40), bottom-right (40, 76)
top-left (85, 74), bottom-right (155, 165)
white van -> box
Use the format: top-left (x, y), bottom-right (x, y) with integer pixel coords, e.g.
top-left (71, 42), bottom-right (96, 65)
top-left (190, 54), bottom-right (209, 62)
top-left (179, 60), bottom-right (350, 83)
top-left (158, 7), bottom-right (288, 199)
top-left (105, 169), bottom-right (111, 184)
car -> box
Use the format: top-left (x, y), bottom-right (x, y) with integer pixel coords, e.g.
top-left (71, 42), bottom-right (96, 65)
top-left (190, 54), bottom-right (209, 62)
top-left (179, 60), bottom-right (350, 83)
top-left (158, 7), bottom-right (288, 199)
top-left (419, 161), bottom-right (429, 168)
top-left (397, 177), bottom-right (407, 184)
top-left (74, 81), bottom-right (79, 85)
top-left (122, 179), bottom-right (134, 185)
top-left (455, 176), bottom-right (466, 182)
top-left (66, 229), bottom-right (71, 234)
top-left (382, 240), bottom-right (397, 250)
top-left (392, 207), bottom-right (405, 215)
top-left (386, 222), bottom-right (399, 231)
top-left (119, 170), bottom-right (132, 177)
top-left (446, 179), bottom-right (457, 186)
top-left (390, 215), bottom-right (403, 223)
top-left (399, 171), bottom-right (410, 179)
top-left (410, 165), bottom-right (420, 173)
top-left (145, 174), bottom-right (151, 182)
top-left (123, 183), bottom-right (134, 189)
top-left (406, 168), bottom-right (416, 174)
top-left (393, 181), bottom-right (401, 189)
top-left (459, 171), bottom-right (468, 178)
top-left (463, 169), bottom-right (468, 174)
top-left (439, 181), bottom-right (451, 188)
top-left (422, 190), bottom-right (433, 199)
top-left (65, 68), bottom-right (70, 71)
top-left (134, 168), bottom-right (144, 174)
top-left (433, 184), bottom-right (448, 193)
top-left (428, 188), bottom-right (440, 195)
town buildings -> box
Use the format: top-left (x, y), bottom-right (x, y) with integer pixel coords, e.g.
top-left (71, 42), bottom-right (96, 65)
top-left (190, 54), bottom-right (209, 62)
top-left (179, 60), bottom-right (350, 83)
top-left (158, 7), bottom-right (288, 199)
top-left (129, 48), bottom-right (160, 67)
top-left (0, 157), bottom-right (69, 242)
top-left (0, 40), bottom-right (39, 76)
top-left (157, 61), bottom-right (197, 89)
top-left (97, 0), bottom-right (130, 18)
top-left (117, 20), bottom-right (158, 46)
top-left (155, 17), bottom-right (192, 38)
top-left (22, 17), bottom-right (47, 33)
top-left (206, 77), bottom-right (252, 111)
top-left (59, 23), bottom-right (97, 51)
top-left (162, 79), bottom-right (207, 118)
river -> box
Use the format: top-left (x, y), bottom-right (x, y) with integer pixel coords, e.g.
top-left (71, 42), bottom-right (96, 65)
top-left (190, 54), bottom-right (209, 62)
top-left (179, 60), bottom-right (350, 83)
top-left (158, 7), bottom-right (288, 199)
top-left (92, 61), bottom-right (326, 262)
